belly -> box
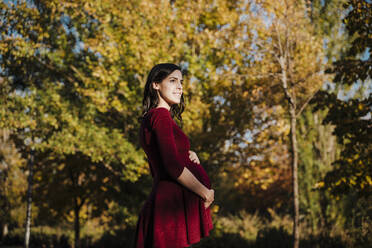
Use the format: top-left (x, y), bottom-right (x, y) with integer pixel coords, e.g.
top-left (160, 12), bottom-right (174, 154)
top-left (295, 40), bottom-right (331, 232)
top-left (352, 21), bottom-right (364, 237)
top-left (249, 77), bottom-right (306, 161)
top-left (180, 152), bottom-right (211, 189)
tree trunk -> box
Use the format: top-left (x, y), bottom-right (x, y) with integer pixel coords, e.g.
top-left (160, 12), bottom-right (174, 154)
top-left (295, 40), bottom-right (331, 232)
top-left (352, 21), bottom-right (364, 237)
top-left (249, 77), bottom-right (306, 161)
top-left (24, 149), bottom-right (34, 248)
top-left (290, 106), bottom-right (300, 248)
top-left (69, 164), bottom-right (82, 248)
top-left (279, 53), bottom-right (300, 248)
top-left (2, 223), bottom-right (8, 238)
top-left (74, 199), bottom-right (81, 248)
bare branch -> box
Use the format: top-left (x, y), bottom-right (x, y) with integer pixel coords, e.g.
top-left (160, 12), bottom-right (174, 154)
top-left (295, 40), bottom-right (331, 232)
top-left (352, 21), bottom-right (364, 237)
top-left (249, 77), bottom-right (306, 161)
top-left (295, 88), bottom-right (320, 119)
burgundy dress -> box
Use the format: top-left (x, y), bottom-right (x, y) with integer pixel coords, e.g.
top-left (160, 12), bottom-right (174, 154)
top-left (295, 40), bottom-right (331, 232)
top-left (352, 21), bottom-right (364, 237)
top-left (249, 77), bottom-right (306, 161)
top-left (133, 107), bottom-right (213, 248)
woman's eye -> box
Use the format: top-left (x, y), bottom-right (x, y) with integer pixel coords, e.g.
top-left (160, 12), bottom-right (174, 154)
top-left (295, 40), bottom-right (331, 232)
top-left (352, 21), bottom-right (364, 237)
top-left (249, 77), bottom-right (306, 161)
top-left (170, 79), bottom-right (182, 85)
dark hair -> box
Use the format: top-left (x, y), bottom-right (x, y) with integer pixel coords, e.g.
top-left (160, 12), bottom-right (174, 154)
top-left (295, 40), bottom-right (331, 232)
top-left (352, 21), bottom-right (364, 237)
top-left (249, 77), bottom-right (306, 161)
top-left (140, 63), bottom-right (185, 124)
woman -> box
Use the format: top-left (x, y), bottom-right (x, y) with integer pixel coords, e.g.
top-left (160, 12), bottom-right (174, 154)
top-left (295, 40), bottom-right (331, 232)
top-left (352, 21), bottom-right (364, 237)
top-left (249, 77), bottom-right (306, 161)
top-left (133, 63), bottom-right (214, 248)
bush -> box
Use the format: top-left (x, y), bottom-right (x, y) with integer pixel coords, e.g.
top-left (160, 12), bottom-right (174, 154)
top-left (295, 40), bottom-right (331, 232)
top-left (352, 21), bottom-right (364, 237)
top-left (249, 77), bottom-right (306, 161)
top-left (255, 227), bottom-right (292, 248)
top-left (2, 209), bottom-right (368, 248)
top-left (91, 226), bottom-right (136, 248)
top-left (1, 227), bottom-right (71, 248)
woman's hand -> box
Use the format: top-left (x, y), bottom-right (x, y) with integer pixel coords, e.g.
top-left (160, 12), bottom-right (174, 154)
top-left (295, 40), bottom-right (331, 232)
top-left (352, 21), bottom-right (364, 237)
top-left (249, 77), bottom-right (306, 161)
top-left (203, 189), bottom-right (214, 209)
top-left (188, 150), bottom-right (200, 164)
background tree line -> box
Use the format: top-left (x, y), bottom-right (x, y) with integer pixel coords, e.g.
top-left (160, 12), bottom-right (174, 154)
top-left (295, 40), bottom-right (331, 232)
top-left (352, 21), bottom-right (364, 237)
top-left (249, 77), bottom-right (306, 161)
top-left (0, 0), bottom-right (370, 247)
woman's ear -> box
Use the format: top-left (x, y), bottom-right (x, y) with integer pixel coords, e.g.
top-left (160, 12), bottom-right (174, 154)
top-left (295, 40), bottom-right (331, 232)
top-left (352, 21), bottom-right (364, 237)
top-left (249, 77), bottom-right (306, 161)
top-left (152, 82), bottom-right (160, 90)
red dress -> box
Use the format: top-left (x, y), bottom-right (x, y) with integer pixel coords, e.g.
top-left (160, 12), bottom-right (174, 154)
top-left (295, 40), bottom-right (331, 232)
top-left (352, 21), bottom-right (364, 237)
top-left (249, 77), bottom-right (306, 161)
top-left (133, 107), bottom-right (213, 248)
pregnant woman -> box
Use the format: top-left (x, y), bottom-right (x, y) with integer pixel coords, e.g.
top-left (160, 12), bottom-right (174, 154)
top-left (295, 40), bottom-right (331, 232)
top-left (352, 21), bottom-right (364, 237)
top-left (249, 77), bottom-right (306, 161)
top-left (133, 63), bottom-right (214, 248)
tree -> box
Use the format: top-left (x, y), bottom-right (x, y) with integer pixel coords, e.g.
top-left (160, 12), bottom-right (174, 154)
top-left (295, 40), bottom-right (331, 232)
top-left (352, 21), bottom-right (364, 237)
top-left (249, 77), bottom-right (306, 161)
top-left (0, 1), bottom-right (145, 246)
top-left (1, 0), bottom-right (261, 246)
top-left (312, 0), bottom-right (372, 197)
top-left (309, 2), bottom-right (371, 245)
top-left (0, 128), bottom-right (28, 240)
top-left (305, 0), bottom-right (350, 61)
top-left (246, 0), bottom-right (327, 247)
top-left (296, 106), bottom-right (344, 234)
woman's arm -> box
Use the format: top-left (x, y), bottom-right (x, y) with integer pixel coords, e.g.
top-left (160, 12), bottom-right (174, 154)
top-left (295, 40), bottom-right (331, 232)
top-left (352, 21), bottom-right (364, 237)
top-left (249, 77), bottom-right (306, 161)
top-left (176, 166), bottom-right (214, 205)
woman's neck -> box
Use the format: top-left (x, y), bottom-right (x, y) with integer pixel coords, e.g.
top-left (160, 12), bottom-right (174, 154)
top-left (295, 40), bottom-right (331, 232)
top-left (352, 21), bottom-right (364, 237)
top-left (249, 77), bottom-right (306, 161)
top-left (156, 99), bottom-right (171, 111)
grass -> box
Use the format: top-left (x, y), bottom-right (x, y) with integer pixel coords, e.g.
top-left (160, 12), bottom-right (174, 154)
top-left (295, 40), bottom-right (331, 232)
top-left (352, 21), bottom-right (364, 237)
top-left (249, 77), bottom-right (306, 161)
top-left (1, 208), bottom-right (370, 248)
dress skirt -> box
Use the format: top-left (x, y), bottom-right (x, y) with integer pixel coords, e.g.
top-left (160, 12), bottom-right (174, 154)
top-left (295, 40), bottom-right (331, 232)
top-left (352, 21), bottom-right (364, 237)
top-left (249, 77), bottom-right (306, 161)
top-left (133, 158), bottom-right (213, 248)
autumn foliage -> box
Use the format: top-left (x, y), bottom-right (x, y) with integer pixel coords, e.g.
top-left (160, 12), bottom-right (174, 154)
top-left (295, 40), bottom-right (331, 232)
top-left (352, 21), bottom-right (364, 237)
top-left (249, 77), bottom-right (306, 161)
top-left (0, 0), bottom-right (370, 247)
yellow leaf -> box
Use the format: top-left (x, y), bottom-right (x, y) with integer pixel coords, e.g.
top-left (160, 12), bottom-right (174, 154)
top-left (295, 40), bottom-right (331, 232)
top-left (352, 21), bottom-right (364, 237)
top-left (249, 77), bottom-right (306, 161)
top-left (58, 163), bottom-right (65, 171)
top-left (366, 176), bottom-right (372, 185)
top-left (212, 205), bottom-right (219, 213)
top-left (314, 181), bottom-right (324, 188)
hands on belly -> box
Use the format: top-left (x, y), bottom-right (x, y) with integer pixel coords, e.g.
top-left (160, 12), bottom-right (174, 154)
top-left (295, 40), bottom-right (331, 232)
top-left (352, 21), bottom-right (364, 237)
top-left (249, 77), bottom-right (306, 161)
top-left (188, 150), bottom-right (200, 164)
top-left (188, 150), bottom-right (214, 209)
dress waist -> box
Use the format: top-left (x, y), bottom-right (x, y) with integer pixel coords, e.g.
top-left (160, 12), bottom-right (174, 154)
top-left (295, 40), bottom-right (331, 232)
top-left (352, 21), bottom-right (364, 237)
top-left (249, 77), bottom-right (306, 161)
top-left (152, 177), bottom-right (179, 186)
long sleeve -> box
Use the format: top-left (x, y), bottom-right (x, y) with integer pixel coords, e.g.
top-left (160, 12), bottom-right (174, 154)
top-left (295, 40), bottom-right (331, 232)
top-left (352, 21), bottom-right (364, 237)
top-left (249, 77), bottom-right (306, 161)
top-left (151, 108), bottom-right (185, 180)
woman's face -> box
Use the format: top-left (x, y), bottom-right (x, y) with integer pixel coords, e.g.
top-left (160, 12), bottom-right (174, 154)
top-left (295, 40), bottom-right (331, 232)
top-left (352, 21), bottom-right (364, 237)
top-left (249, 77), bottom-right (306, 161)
top-left (153, 69), bottom-right (183, 106)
